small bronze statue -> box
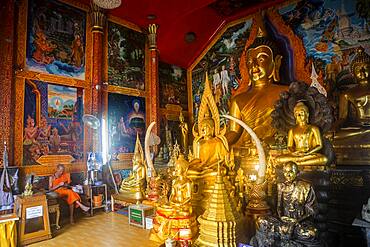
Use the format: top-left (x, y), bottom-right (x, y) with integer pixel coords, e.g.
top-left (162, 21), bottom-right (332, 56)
top-left (250, 161), bottom-right (320, 247)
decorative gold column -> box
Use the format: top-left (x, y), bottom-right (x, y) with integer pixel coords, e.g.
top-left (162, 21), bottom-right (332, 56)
top-left (89, 3), bottom-right (106, 151)
top-left (148, 24), bottom-right (159, 135)
top-left (0, 0), bottom-right (15, 165)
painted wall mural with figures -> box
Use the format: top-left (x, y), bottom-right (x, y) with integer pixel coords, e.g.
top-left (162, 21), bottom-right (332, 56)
top-left (159, 62), bottom-right (188, 110)
top-left (191, 19), bottom-right (252, 123)
top-left (108, 22), bottom-right (145, 90)
top-left (23, 81), bottom-right (84, 165)
top-left (108, 93), bottom-right (146, 154)
top-left (26, 0), bottom-right (86, 79)
top-left (279, 0), bottom-right (370, 97)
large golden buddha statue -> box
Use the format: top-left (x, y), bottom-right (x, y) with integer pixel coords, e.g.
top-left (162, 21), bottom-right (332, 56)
top-left (227, 17), bottom-right (288, 147)
top-left (251, 162), bottom-right (320, 247)
top-left (275, 102), bottom-right (327, 169)
top-left (119, 134), bottom-right (146, 201)
top-left (333, 47), bottom-right (370, 165)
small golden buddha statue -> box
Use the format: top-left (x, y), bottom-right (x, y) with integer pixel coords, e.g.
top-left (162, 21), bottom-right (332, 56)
top-left (251, 162), bottom-right (319, 247)
top-left (179, 112), bottom-right (189, 156)
top-left (156, 154), bottom-right (192, 217)
top-left (333, 47), bottom-right (370, 164)
top-left (227, 17), bottom-right (288, 147)
top-left (275, 102), bottom-right (327, 169)
top-left (150, 155), bottom-right (198, 243)
top-left (119, 134), bottom-right (146, 201)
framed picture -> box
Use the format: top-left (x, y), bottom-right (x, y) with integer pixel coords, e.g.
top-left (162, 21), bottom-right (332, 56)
top-left (22, 80), bottom-right (84, 165)
top-left (108, 93), bottom-right (146, 154)
top-left (108, 21), bottom-right (145, 90)
top-left (159, 62), bottom-right (188, 110)
top-left (25, 0), bottom-right (86, 79)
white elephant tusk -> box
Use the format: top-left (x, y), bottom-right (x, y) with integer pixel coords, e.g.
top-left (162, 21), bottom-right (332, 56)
top-left (223, 115), bottom-right (266, 184)
top-left (145, 122), bottom-right (157, 177)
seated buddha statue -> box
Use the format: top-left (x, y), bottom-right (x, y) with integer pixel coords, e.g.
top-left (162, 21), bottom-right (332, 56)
top-left (156, 154), bottom-right (192, 217)
top-left (150, 155), bottom-right (198, 243)
top-left (333, 47), bottom-right (370, 164)
top-left (251, 162), bottom-right (320, 247)
top-left (275, 102), bottom-right (327, 169)
top-left (227, 17), bottom-right (288, 148)
top-left (119, 135), bottom-right (146, 201)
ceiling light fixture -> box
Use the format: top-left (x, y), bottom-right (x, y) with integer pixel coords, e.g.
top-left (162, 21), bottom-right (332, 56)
top-left (93, 0), bottom-right (121, 9)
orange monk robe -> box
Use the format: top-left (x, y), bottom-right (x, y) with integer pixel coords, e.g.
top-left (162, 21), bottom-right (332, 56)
top-left (52, 173), bottom-right (81, 207)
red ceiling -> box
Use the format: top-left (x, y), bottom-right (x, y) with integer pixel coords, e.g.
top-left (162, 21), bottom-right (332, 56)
top-left (83, 0), bottom-right (285, 68)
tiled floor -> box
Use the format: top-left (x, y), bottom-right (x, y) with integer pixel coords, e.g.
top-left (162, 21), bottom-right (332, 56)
top-left (29, 212), bottom-right (159, 247)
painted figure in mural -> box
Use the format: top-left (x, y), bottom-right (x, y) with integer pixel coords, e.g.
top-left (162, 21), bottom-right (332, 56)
top-left (49, 127), bottom-right (61, 153)
top-left (128, 100), bottom-right (145, 132)
top-left (23, 115), bottom-right (39, 145)
top-left (179, 112), bottom-right (189, 155)
top-left (212, 68), bottom-right (222, 106)
top-left (227, 17), bottom-right (288, 147)
top-left (60, 114), bottom-right (82, 143)
top-left (37, 115), bottom-right (51, 142)
top-left (71, 34), bottom-right (84, 67)
top-left (325, 55), bottom-right (342, 82)
top-left (220, 65), bottom-right (231, 96)
top-left (117, 116), bottom-right (129, 140)
top-left (32, 26), bottom-right (57, 65)
top-left (275, 102), bottom-right (328, 168)
top-left (251, 161), bottom-right (319, 247)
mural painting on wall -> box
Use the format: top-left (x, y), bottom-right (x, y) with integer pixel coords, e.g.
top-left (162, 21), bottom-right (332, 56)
top-left (108, 93), bottom-right (146, 154)
top-left (26, 0), bottom-right (86, 79)
top-left (279, 0), bottom-right (370, 98)
top-left (108, 22), bottom-right (145, 90)
top-left (159, 62), bottom-right (188, 110)
top-left (23, 81), bottom-right (84, 165)
top-left (192, 19), bottom-right (252, 124)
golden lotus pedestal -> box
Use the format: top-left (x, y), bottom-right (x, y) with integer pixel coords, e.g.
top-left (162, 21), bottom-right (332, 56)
top-left (149, 210), bottom-right (198, 244)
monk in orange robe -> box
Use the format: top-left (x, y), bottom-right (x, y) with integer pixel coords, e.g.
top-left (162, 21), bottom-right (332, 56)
top-left (49, 164), bottom-right (89, 224)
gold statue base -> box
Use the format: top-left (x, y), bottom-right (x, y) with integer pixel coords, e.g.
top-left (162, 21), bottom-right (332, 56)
top-left (149, 211), bottom-right (198, 243)
top-left (118, 185), bottom-right (145, 203)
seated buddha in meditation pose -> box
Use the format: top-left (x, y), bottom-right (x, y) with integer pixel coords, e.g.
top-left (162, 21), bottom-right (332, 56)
top-left (227, 16), bottom-right (288, 147)
top-left (120, 134), bottom-right (146, 201)
top-left (334, 47), bottom-right (370, 140)
top-left (251, 162), bottom-right (319, 247)
top-left (49, 164), bottom-right (90, 224)
top-left (275, 102), bottom-right (327, 168)
top-left (157, 154), bottom-right (192, 217)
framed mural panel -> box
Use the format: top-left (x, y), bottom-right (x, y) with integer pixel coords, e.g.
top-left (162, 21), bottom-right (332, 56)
top-left (107, 21), bottom-right (146, 90)
top-left (26, 0), bottom-right (87, 79)
top-left (22, 80), bottom-right (84, 165)
top-left (190, 18), bottom-right (253, 124)
top-left (159, 62), bottom-right (188, 110)
top-left (108, 93), bottom-right (146, 154)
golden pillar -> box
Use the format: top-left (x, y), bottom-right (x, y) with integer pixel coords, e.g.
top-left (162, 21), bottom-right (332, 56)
top-left (148, 24), bottom-right (159, 135)
top-left (89, 3), bottom-right (106, 151)
top-left (0, 0), bottom-right (15, 165)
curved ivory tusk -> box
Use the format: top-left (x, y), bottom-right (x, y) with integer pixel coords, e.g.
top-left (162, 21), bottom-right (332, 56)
top-left (145, 122), bottom-right (157, 177)
top-left (223, 115), bottom-right (266, 184)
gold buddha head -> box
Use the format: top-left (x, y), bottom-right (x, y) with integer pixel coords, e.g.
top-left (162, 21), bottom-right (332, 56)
top-left (294, 102), bottom-right (309, 125)
top-left (174, 154), bottom-right (189, 176)
top-left (200, 112), bottom-right (215, 139)
top-left (179, 111), bottom-right (184, 123)
top-left (351, 47), bottom-right (370, 85)
top-left (246, 21), bottom-right (282, 86)
top-left (283, 161), bottom-right (298, 183)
